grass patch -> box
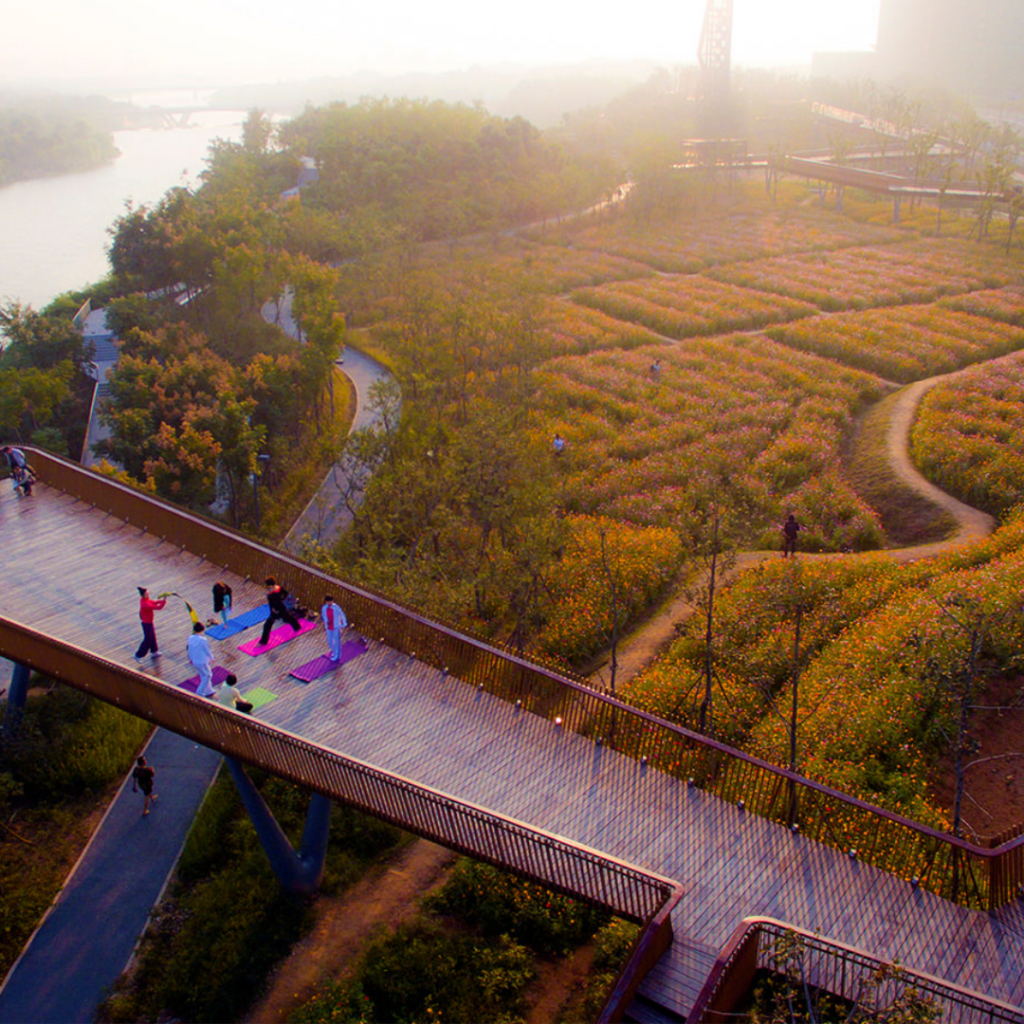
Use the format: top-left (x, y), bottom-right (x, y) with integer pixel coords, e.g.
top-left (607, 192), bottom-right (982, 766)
top-left (0, 684), bottom-right (152, 975)
top-left (98, 770), bottom-right (404, 1024)
top-left (843, 390), bottom-right (957, 546)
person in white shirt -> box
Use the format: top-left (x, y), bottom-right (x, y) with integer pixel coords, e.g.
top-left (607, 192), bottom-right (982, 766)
top-left (217, 673), bottom-right (252, 713)
top-left (320, 595), bottom-right (348, 662)
top-left (187, 622), bottom-right (215, 697)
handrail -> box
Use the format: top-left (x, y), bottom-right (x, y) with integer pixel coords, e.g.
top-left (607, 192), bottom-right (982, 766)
top-left (597, 884), bottom-right (685, 1024)
top-left (688, 916), bottom-right (1024, 1023)
top-left (18, 447), bottom-right (1024, 911)
top-left (0, 614), bottom-right (677, 926)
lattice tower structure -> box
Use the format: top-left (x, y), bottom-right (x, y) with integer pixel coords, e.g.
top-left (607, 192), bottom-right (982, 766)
top-left (698, 0), bottom-right (733, 98)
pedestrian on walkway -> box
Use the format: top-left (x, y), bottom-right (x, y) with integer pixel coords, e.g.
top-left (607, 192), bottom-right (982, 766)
top-left (3, 445), bottom-right (33, 495)
top-left (131, 756), bottom-right (157, 816)
top-left (135, 587), bottom-right (167, 661)
top-left (187, 622), bottom-right (216, 697)
top-left (212, 580), bottom-right (233, 624)
top-left (259, 576), bottom-right (302, 646)
top-left (321, 595), bottom-right (348, 662)
top-left (217, 673), bottom-right (253, 713)
top-left (782, 513), bottom-right (802, 557)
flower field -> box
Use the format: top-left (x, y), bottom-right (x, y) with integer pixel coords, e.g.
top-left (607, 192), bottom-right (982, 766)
top-left (536, 297), bottom-right (664, 356)
top-left (911, 351), bottom-right (1024, 517)
top-left (536, 333), bottom-right (885, 549)
top-left (708, 240), bottom-right (1017, 312)
top-left (538, 514), bottom-right (683, 661)
top-left (767, 305), bottom-right (1024, 382)
top-left (535, 206), bottom-right (903, 274)
top-left (624, 515), bottom-right (1024, 829)
top-left (571, 275), bottom-right (818, 339)
top-left (939, 286), bottom-right (1024, 326)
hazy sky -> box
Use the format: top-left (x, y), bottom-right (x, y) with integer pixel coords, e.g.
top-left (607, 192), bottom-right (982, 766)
top-left (2, 0), bottom-right (882, 88)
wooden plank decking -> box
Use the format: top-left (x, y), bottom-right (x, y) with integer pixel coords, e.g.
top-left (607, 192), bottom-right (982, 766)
top-left (2, 482), bottom-right (1023, 1016)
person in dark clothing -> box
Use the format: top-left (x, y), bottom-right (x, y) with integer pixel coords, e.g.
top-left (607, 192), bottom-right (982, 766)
top-left (212, 580), bottom-right (233, 624)
top-left (259, 576), bottom-right (302, 646)
top-left (131, 755), bottom-right (157, 816)
top-left (782, 513), bottom-right (802, 557)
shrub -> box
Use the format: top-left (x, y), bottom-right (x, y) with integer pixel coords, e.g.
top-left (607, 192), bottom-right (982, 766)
top-left (427, 859), bottom-right (609, 958)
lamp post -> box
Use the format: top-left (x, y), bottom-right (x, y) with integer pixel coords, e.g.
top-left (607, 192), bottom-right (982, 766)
top-left (253, 453), bottom-right (271, 533)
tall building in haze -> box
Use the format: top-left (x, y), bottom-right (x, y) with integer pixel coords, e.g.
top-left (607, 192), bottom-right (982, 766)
top-left (875, 0), bottom-right (1024, 99)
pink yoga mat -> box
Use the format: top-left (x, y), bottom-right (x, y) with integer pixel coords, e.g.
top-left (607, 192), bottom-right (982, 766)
top-left (179, 666), bottom-right (231, 693)
top-left (237, 618), bottom-right (317, 656)
top-left (289, 640), bottom-right (367, 682)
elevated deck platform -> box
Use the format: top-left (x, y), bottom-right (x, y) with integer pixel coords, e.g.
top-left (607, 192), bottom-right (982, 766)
top-left (0, 469), bottom-right (1022, 1017)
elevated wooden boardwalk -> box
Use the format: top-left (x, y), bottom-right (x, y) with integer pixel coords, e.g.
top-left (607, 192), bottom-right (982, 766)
top-left (1, 478), bottom-right (1023, 1017)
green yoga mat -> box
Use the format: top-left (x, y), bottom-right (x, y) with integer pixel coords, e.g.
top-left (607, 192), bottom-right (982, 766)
top-left (243, 687), bottom-right (277, 710)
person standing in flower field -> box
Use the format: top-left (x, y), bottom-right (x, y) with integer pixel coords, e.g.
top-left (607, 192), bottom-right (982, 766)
top-left (781, 513), bottom-right (802, 557)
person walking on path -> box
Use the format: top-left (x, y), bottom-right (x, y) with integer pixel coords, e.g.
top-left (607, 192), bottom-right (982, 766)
top-left (217, 673), bottom-right (253, 713)
top-left (321, 595), bottom-right (348, 662)
top-left (131, 756), bottom-right (157, 816)
top-left (259, 576), bottom-right (302, 646)
top-left (782, 513), bottom-right (802, 558)
top-left (187, 622), bottom-right (216, 697)
top-left (212, 580), bottom-right (233, 624)
top-left (135, 587), bottom-right (167, 661)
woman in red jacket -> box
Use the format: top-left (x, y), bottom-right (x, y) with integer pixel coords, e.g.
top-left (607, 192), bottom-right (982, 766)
top-left (135, 587), bottom-right (167, 661)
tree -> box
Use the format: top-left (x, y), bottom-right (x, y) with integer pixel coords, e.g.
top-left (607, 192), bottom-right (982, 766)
top-left (675, 462), bottom-right (759, 738)
top-left (915, 593), bottom-right (1023, 853)
top-left (242, 109), bottom-right (274, 156)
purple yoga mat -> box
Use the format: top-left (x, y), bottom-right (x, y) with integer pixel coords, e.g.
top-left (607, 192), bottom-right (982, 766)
top-left (179, 665), bottom-right (231, 694)
top-left (289, 640), bottom-right (367, 683)
top-left (237, 618), bottom-right (317, 657)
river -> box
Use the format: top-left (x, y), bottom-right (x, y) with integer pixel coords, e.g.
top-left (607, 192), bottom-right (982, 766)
top-left (0, 109), bottom-right (244, 310)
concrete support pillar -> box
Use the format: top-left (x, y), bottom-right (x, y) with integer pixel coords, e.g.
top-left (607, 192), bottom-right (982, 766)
top-left (224, 756), bottom-right (331, 894)
top-left (2, 663), bottom-right (31, 737)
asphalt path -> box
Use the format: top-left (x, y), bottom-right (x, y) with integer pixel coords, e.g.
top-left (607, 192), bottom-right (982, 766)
top-left (262, 288), bottom-right (395, 554)
top-left (0, 730), bottom-right (222, 1023)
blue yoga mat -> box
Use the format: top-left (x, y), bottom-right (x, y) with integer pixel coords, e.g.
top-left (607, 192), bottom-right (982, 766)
top-left (206, 605), bottom-right (270, 640)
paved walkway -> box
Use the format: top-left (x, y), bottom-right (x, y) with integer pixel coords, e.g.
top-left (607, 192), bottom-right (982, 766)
top-left (0, 730), bottom-right (222, 1023)
top-left (261, 287), bottom-right (396, 554)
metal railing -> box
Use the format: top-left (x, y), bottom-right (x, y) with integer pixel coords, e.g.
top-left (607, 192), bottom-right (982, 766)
top-left (0, 614), bottom-right (676, 929)
top-left (689, 916), bottom-right (1024, 1023)
top-left (19, 448), bottom-right (1024, 911)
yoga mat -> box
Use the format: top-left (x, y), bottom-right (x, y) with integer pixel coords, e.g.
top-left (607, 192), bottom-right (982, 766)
top-left (179, 665), bottom-right (230, 694)
top-left (243, 687), bottom-right (277, 710)
top-left (289, 641), bottom-right (367, 683)
top-left (206, 605), bottom-right (271, 640)
top-left (237, 618), bottom-right (317, 657)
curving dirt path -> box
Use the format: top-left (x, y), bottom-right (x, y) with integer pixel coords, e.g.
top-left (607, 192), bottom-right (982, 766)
top-left (589, 369), bottom-right (996, 690)
top-left (243, 840), bottom-right (456, 1024)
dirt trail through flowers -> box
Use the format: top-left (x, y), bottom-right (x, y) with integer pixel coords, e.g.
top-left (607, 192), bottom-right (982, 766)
top-left (589, 370), bottom-right (995, 691)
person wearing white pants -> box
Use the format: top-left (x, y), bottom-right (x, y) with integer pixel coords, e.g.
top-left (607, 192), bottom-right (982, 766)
top-left (187, 622), bottom-right (215, 696)
top-left (321, 595), bottom-right (348, 662)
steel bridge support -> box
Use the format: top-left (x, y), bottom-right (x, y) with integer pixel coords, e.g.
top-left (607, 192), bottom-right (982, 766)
top-left (2, 662), bottom-right (31, 736)
top-left (224, 756), bottom-right (332, 895)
